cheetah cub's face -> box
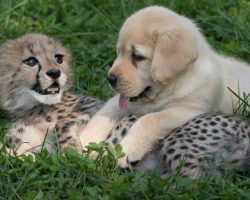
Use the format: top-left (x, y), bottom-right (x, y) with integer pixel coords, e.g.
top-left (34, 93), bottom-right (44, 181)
top-left (0, 33), bottom-right (72, 111)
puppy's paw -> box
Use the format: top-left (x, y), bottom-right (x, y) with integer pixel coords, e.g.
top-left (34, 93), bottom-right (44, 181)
top-left (117, 155), bottom-right (141, 169)
top-left (117, 155), bottom-right (130, 169)
top-left (89, 150), bottom-right (99, 160)
top-left (117, 141), bottom-right (144, 169)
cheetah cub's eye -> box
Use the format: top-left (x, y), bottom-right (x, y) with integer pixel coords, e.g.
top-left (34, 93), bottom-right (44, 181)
top-left (55, 54), bottom-right (63, 64)
top-left (23, 57), bottom-right (38, 67)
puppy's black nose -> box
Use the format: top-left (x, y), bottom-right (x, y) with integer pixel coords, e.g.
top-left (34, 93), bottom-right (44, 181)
top-left (46, 69), bottom-right (61, 79)
top-left (107, 74), bottom-right (117, 87)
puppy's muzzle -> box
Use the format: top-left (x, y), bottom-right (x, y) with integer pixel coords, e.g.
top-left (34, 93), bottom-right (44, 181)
top-left (107, 74), bottom-right (117, 88)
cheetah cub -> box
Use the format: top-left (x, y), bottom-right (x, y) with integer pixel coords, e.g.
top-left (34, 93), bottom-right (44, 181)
top-left (107, 114), bottom-right (250, 178)
top-left (0, 33), bottom-right (103, 156)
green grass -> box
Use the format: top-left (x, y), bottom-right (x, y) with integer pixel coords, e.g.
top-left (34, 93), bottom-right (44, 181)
top-left (0, 0), bottom-right (250, 199)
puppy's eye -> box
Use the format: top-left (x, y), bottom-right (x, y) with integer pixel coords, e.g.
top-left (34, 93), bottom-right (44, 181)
top-left (23, 57), bottom-right (38, 67)
top-left (132, 52), bottom-right (146, 62)
top-left (55, 54), bottom-right (63, 64)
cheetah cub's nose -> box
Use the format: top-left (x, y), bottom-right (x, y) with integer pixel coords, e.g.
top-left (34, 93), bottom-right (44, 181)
top-left (46, 69), bottom-right (61, 79)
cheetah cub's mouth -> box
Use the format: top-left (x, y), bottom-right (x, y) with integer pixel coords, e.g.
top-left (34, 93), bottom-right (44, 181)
top-left (32, 82), bottom-right (61, 95)
top-left (30, 80), bottom-right (64, 105)
top-left (30, 81), bottom-right (63, 105)
top-left (45, 82), bottom-right (60, 95)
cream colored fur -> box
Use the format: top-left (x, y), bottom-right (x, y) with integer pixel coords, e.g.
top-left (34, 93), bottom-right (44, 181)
top-left (79, 6), bottom-right (250, 167)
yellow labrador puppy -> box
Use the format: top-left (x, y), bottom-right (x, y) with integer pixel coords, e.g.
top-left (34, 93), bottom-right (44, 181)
top-left (79, 6), bottom-right (250, 167)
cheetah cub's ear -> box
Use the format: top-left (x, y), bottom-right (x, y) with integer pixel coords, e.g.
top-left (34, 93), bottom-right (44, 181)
top-left (0, 33), bottom-right (72, 114)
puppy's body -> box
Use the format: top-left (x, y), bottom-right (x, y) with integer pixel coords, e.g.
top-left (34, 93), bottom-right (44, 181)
top-left (79, 6), bottom-right (250, 167)
top-left (218, 55), bottom-right (250, 102)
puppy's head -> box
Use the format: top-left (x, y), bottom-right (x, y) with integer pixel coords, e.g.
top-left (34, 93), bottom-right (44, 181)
top-left (108, 6), bottom-right (198, 108)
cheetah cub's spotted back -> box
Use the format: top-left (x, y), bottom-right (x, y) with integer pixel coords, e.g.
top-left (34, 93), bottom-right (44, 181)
top-left (0, 34), bottom-right (103, 155)
top-left (107, 114), bottom-right (250, 178)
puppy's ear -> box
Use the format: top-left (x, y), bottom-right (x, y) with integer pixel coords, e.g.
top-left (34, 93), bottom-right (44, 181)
top-left (151, 29), bottom-right (197, 84)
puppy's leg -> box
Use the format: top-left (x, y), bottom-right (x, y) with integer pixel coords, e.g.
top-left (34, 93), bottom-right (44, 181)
top-left (79, 95), bottom-right (128, 149)
top-left (117, 106), bottom-right (204, 168)
top-left (106, 114), bottom-right (140, 148)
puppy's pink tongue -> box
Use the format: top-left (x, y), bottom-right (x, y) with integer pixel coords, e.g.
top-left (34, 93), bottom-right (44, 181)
top-left (119, 95), bottom-right (130, 110)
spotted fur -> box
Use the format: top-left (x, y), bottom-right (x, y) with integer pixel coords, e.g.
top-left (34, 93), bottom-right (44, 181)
top-left (0, 34), bottom-right (104, 155)
top-left (106, 114), bottom-right (250, 178)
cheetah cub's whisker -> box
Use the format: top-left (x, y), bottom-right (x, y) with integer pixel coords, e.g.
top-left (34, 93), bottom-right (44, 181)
top-left (0, 33), bottom-right (104, 156)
